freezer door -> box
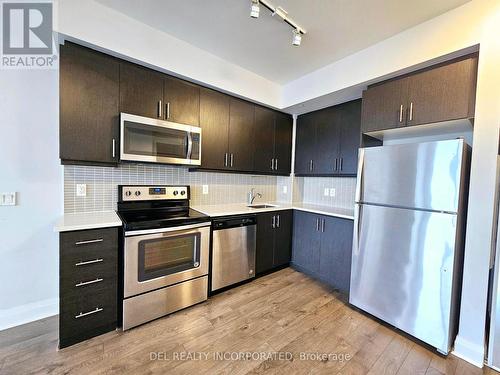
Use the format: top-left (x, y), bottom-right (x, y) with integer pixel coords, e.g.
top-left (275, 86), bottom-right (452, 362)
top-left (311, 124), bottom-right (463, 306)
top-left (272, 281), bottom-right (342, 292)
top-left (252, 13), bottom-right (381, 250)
top-left (356, 139), bottom-right (466, 213)
top-left (350, 204), bottom-right (460, 353)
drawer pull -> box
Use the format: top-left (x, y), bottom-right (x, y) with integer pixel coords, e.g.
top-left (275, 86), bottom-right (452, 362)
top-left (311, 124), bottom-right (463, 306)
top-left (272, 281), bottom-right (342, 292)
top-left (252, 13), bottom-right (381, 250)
top-left (75, 278), bottom-right (103, 287)
top-left (75, 238), bottom-right (103, 246)
top-left (75, 307), bottom-right (103, 319)
top-left (75, 258), bottom-right (104, 267)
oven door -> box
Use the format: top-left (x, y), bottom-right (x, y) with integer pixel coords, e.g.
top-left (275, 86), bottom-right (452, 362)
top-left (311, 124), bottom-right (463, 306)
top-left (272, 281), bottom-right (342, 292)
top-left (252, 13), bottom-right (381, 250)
top-left (120, 113), bottom-right (201, 166)
top-left (124, 222), bottom-right (210, 298)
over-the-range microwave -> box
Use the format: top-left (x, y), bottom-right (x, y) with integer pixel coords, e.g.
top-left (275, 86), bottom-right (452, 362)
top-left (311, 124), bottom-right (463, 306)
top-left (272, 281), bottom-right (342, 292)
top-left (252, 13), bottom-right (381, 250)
top-left (120, 113), bottom-right (201, 166)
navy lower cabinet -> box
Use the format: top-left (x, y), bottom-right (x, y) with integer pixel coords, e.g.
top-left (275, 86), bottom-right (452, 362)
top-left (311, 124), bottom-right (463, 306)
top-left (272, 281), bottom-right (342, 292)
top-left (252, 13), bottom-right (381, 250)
top-left (256, 210), bottom-right (293, 275)
top-left (292, 211), bottom-right (354, 294)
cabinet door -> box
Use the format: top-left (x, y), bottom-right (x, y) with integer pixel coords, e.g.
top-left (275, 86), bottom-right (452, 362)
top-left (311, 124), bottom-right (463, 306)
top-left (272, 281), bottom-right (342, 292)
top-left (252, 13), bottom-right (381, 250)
top-left (119, 62), bottom-right (163, 119)
top-left (292, 211), bottom-right (321, 274)
top-left (361, 78), bottom-right (409, 133)
top-left (199, 88), bottom-right (229, 170)
top-left (274, 210), bottom-right (293, 267)
top-left (406, 56), bottom-right (478, 127)
top-left (163, 76), bottom-right (200, 126)
top-left (60, 42), bottom-right (119, 165)
top-left (294, 113), bottom-right (316, 175)
top-left (319, 216), bottom-right (354, 294)
top-left (274, 112), bottom-right (293, 175)
top-left (228, 98), bottom-right (255, 171)
top-left (338, 100), bottom-right (362, 176)
top-left (256, 212), bottom-right (275, 274)
top-left (315, 107), bottom-right (340, 175)
top-left (253, 106), bottom-right (276, 173)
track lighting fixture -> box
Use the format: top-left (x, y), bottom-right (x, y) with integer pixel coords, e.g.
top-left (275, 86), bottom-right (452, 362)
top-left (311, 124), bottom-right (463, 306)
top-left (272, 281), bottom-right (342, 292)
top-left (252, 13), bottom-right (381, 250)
top-left (250, 0), bottom-right (260, 18)
top-left (292, 29), bottom-right (302, 46)
top-left (249, 0), bottom-right (306, 46)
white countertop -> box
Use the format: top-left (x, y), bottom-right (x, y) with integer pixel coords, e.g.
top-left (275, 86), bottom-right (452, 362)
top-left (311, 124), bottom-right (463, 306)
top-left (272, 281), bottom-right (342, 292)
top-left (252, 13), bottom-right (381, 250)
top-left (55, 211), bottom-right (122, 232)
top-left (191, 202), bottom-right (354, 220)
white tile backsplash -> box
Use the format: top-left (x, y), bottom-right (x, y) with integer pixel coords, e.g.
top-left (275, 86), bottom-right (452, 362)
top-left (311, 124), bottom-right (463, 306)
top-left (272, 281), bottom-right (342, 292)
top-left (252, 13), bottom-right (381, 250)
top-left (64, 164), bottom-right (356, 213)
top-left (64, 164), bottom-right (277, 213)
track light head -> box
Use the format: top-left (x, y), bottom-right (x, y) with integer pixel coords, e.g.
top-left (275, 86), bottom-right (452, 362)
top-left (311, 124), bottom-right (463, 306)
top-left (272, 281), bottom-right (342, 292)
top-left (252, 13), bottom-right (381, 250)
top-left (250, 0), bottom-right (260, 18)
top-left (292, 29), bottom-right (302, 46)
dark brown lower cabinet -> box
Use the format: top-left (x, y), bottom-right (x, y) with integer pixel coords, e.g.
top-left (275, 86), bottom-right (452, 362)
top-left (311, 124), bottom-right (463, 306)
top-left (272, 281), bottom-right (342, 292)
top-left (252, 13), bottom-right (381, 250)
top-left (292, 211), bottom-right (353, 294)
top-left (256, 210), bottom-right (293, 275)
top-left (59, 227), bottom-right (118, 348)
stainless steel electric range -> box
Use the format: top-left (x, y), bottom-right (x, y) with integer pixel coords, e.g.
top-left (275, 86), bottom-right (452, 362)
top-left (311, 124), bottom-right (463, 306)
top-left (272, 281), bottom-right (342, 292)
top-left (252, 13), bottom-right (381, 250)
top-left (117, 185), bottom-right (211, 330)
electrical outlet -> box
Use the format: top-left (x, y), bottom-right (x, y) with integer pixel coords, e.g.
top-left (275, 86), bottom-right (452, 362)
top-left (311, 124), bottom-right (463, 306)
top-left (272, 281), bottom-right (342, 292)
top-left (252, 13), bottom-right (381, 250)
top-left (282, 185), bottom-right (288, 194)
top-left (202, 185), bottom-right (209, 195)
top-left (1, 192), bottom-right (16, 206)
top-left (76, 184), bottom-right (87, 197)
top-left (324, 188), bottom-right (329, 197)
top-left (329, 188), bottom-right (336, 197)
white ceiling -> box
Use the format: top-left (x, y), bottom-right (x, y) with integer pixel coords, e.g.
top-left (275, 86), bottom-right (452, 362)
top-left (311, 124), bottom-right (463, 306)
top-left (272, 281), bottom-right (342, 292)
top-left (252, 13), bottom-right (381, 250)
top-left (96, 0), bottom-right (470, 84)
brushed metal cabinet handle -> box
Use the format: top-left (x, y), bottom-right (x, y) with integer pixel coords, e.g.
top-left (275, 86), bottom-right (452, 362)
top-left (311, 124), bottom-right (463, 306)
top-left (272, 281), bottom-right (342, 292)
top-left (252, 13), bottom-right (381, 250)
top-left (75, 307), bottom-right (103, 319)
top-left (310, 160), bottom-right (314, 172)
top-left (224, 153), bottom-right (228, 167)
top-left (271, 158), bottom-right (274, 170)
top-left (230, 153), bottom-right (234, 167)
top-left (399, 104), bottom-right (404, 123)
top-left (166, 102), bottom-right (170, 119)
top-left (321, 219), bottom-right (325, 232)
top-left (340, 158), bottom-right (343, 171)
top-left (316, 218), bottom-right (320, 231)
top-left (75, 258), bottom-right (103, 267)
top-left (75, 239), bottom-right (103, 246)
top-left (409, 102), bottom-right (414, 122)
top-left (112, 139), bottom-right (116, 159)
top-left (272, 215), bottom-right (276, 229)
top-left (275, 158), bottom-right (278, 170)
top-left (75, 278), bottom-right (103, 287)
top-left (334, 158), bottom-right (338, 171)
top-left (158, 100), bottom-right (162, 118)
top-left (276, 214), bottom-right (280, 228)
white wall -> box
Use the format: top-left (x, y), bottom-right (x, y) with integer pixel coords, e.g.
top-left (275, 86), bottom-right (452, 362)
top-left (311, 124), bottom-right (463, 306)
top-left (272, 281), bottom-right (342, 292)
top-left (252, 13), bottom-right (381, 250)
top-left (54, 0), bottom-right (283, 109)
top-left (0, 68), bottom-right (61, 330)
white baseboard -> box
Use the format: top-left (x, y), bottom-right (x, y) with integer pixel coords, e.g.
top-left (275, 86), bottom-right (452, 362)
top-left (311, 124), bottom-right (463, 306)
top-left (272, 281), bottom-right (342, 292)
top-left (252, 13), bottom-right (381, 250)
top-left (0, 298), bottom-right (58, 331)
top-left (452, 335), bottom-right (485, 368)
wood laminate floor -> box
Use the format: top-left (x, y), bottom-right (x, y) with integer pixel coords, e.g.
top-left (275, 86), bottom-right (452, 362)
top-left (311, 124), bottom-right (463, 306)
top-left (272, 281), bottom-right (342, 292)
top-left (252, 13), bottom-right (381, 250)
top-left (0, 268), bottom-right (497, 375)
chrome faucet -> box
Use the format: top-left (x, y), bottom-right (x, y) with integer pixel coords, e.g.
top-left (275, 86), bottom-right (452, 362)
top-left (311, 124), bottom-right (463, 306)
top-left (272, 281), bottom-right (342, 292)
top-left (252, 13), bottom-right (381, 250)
top-left (247, 188), bottom-right (262, 205)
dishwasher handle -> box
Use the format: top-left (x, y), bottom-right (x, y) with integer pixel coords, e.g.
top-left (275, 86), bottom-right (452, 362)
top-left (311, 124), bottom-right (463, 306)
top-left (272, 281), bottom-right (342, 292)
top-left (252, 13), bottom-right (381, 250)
top-left (213, 216), bottom-right (256, 230)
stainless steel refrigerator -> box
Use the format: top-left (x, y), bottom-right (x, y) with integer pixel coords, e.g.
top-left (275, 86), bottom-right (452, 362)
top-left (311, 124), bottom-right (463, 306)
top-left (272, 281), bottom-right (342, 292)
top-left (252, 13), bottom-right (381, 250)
top-left (350, 139), bottom-right (470, 354)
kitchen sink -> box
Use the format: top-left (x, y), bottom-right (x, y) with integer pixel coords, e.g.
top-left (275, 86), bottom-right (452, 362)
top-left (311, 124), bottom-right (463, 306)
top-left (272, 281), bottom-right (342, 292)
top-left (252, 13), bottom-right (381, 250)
top-left (247, 204), bottom-right (278, 209)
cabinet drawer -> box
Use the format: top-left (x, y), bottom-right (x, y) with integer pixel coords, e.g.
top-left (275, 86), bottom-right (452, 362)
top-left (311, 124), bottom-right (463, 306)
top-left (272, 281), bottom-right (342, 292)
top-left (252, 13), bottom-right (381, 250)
top-left (61, 262), bottom-right (117, 299)
top-left (60, 228), bottom-right (118, 262)
top-left (60, 288), bottom-right (117, 348)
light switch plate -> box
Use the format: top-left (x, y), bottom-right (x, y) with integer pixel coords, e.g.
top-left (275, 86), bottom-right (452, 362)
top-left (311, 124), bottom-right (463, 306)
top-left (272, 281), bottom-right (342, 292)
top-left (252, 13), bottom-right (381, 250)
top-left (324, 188), bottom-right (329, 197)
top-left (202, 185), bottom-right (209, 195)
top-left (76, 184), bottom-right (87, 197)
top-left (329, 188), bottom-right (336, 197)
top-left (282, 185), bottom-right (288, 194)
top-left (1, 192), bottom-right (16, 206)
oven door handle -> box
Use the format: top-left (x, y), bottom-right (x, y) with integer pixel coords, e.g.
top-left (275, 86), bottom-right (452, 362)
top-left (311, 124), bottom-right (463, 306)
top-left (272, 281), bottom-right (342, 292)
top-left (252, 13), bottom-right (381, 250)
top-left (187, 132), bottom-right (193, 160)
top-left (125, 222), bottom-right (211, 237)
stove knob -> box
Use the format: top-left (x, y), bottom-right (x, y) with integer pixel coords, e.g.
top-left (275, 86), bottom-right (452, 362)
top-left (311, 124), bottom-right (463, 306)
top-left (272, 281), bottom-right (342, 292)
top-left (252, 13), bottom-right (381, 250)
top-left (173, 190), bottom-right (178, 196)
top-left (180, 190), bottom-right (186, 196)
top-left (125, 191), bottom-right (132, 197)
top-left (135, 191), bottom-right (141, 196)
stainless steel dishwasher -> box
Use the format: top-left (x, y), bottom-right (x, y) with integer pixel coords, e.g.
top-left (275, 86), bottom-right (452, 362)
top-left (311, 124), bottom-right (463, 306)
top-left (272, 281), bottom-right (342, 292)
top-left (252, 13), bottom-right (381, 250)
top-left (211, 216), bottom-right (256, 292)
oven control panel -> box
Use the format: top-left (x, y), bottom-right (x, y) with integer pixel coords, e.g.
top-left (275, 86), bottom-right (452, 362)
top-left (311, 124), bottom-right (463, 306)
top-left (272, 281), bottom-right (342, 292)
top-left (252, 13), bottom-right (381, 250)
top-left (121, 186), bottom-right (189, 201)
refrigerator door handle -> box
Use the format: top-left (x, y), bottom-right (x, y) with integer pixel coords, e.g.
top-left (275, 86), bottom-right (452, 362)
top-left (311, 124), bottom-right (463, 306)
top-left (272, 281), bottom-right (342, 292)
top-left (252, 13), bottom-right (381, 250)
top-left (353, 204), bottom-right (362, 255)
top-left (355, 148), bottom-right (365, 203)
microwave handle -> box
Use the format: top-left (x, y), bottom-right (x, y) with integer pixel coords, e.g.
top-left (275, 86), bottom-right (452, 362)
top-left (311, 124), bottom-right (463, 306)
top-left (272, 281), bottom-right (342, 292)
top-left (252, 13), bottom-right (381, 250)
top-left (187, 132), bottom-right (193, 159)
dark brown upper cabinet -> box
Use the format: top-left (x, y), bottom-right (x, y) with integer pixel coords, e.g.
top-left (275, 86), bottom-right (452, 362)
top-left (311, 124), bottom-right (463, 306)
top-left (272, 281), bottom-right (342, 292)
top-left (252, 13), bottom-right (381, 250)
top-left (199, 88), bottom-right (230, 170)
top-left (361, 54), bottom-right (478, 133)
top-left (163, 76), bottom-right (200, 126)
top-left (60, 42), bottom-right (120, 165)
top-left (273, 112), bottom-right (293, 175)
top-left (295, 100), bottom-right (361, 176)
top-left (119, 62), bottom-right (164, 119)
top-left (253, 107), bottom-right (293, 175)
top-left (228, 98), bottom-right (255, 171)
